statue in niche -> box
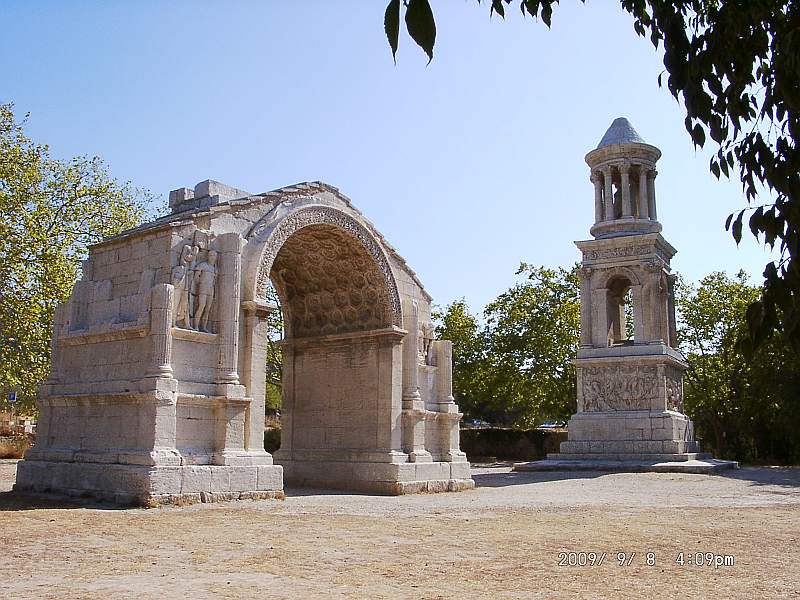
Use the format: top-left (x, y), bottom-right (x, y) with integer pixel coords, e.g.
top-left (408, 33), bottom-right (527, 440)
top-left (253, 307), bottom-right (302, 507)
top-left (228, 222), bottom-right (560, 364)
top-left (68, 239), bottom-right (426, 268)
top-left (171, 244), bottom-right (199, 329)
top-left (192, 250), bottom-right (218, 332)
top-left (418, 322), bottom-right (435, 365)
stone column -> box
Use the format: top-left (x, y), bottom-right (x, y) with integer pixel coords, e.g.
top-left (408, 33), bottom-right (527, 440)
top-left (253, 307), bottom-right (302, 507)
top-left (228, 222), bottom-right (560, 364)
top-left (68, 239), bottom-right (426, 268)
top-left (643, 263), bottom-right (665, 343)
top-left (667, 274), bottom-right (678, 348)
top-left (216, 233), bottom-right (243, 387)
top-left (211, 233), bottom-right (250, 465)
top-left (432, 340), bottom-right (456, 407)
top-left (579, 267), bottom-right (593, 347)
top-left (631, 284), bottom-right (645, 343)
top-left (638, 166), bottom-right (650, 219)
top-left (139, 283), bottom-right (181, 467)
top-left (402, 299), bottom-right (422, 407)
top-left (647, 170), bottom-right (658, 221)
top-left (602, 166), bottom-right (614, 221)
top-left (375, 331), bottom-right (406, 455)
top-left (146, 283), bottom-right (174, 378)
top-left (402, 299), bottom-right (430, 462)
top-left (240, 300), bottom-right (275, 464)
top-left (620, 161), bottom-right (633, 217)
top-left (591, 288), bottom-right (608, 347)
top-left (591, 172), bottom-right (603, 223)
top-left (430, 340), bottom-right (464, 462)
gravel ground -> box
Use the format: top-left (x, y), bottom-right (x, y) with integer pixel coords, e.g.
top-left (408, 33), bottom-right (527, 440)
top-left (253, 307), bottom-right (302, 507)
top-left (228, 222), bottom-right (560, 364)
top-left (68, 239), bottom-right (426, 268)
top-left (1, 460), bottom-right (799, 599)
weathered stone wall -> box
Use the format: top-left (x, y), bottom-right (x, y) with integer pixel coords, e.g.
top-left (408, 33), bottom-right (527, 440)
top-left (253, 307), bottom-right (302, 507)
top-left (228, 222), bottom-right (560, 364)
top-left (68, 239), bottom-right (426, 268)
top-left (290, 339), bottom-right (380, 452)
top-left (16, 179), bottom-right (473, 504)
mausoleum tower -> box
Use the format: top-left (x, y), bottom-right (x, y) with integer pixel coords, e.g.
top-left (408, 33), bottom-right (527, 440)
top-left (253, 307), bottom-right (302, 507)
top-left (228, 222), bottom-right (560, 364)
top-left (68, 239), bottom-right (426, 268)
top-left (514, 117), bottom-right (736, 472)
top-left (561, 117), bottom-right (698, 461)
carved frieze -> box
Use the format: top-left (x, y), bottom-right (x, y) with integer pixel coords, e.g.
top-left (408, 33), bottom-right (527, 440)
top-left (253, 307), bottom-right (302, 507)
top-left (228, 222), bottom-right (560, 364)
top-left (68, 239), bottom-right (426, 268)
top-left (665, 365), bottom-right (684, 412)
top-left (581, 364), bottom-right (658, 411)
top-left (582, 244), bottom-right (671, 264)
top-left (583, 245), bottom-right (650, 261)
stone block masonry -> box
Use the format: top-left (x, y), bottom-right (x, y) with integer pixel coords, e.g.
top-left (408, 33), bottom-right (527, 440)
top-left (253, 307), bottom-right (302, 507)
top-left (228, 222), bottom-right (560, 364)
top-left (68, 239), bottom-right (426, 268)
top-left (15, 180), bottom-right (473, 505)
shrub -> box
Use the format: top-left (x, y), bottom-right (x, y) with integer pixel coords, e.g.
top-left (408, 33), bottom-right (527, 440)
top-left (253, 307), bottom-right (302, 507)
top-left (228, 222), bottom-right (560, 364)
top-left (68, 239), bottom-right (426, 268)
top-left (264, 428), bottom-right (281, 454)
top-left (0, 435), bottom-right (32, 459)
top-left (459, 428), bottom-right (567, 461)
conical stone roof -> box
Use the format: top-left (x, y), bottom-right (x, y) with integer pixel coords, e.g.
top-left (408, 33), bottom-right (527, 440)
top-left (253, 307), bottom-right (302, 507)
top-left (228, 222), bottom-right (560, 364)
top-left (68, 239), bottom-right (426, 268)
top-left (596, 117), bottom-right (645, 148)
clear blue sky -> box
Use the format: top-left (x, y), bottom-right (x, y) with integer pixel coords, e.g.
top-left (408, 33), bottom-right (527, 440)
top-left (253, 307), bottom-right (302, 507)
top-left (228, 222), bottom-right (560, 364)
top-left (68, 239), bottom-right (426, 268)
top-left (0, 1), bottom-right (776, 312)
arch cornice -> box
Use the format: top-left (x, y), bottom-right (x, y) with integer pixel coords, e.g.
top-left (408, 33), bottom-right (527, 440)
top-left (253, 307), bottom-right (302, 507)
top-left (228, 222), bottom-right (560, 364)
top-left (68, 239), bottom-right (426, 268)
top-left (243, 204), bottom-right (402, 327)
top-left (597, 265), bottom-right (642, 288)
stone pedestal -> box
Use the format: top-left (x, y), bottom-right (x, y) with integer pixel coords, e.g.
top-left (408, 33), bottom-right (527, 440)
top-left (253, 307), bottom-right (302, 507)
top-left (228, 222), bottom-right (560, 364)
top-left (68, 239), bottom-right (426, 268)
top-left (15, 461), bottom-right (284, 507)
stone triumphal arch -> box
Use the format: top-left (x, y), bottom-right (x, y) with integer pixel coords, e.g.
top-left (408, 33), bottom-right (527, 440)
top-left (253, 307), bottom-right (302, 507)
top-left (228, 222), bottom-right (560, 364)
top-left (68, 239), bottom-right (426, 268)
top-left (15, 180), bottom-right (473, 505)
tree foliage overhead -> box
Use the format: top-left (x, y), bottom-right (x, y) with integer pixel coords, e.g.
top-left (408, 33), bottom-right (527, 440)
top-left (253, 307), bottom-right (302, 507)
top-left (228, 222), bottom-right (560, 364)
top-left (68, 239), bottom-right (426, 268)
top-left (0, 104), bottom-right (147, 410)
top-left (386, 0), bottom-right (800, 352)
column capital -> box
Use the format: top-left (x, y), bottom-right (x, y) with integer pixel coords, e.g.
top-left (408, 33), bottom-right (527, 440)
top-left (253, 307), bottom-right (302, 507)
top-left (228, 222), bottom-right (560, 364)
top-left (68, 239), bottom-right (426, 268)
top-left (241, 299), bottom-right (277, 319)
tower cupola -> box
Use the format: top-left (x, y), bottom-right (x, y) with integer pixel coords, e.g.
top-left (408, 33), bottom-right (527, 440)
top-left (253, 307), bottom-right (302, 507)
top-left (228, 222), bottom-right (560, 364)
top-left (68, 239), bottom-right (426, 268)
top-left (585, 117), bottom-right (662, 239)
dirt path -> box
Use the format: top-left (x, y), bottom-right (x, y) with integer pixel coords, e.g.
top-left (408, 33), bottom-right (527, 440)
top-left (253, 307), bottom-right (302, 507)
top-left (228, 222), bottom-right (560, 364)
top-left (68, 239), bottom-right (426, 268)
top-left (1, 461), bottom-right (799, 599)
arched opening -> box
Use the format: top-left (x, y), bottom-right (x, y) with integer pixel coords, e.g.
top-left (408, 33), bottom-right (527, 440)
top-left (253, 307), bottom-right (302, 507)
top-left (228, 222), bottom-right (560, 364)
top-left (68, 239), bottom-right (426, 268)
top-left (270, 224), bottom-right (393, 339)
top-left (258, 223), bottom-right (402, 485)
top-left (606, 276), bottom-right (633, 346)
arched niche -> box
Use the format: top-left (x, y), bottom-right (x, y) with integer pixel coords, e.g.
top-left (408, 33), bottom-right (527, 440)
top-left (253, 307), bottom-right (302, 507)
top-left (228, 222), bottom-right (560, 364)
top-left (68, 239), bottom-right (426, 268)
top-left (590, 266), bottom-right (645, 347)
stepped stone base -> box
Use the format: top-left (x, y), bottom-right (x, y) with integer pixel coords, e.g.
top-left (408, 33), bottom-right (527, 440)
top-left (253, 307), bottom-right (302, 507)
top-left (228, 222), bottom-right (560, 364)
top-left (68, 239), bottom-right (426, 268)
top-left (13, 460), bottom-right (284, 507)
top-left (279, 458), bottom-right (475, 495)
top-left (513, 409), bottom-right (737, 473)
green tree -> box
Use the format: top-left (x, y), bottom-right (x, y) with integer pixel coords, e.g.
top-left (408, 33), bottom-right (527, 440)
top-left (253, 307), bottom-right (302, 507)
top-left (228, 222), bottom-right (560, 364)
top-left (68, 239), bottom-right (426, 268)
top-left (482, 263), bottom-right (579, 427)
top-left (677, 270), bottom-right (800, 462)
top-left (385, 0), bottom-right (800, 352)
top-left (264, 282), bottom-right (284, 411)
top-left (436, 264), bottom-right (579, 427)
top-left (0, 104), bottom-right (147, 412)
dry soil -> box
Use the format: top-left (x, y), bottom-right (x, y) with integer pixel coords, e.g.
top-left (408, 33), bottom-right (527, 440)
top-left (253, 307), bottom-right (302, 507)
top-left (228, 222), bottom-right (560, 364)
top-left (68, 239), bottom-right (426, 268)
top-left (1, 460), bottom-right (798, 599)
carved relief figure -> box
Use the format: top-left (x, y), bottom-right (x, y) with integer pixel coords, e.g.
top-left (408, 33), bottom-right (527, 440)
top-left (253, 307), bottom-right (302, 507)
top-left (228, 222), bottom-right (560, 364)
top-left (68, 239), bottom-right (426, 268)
top-left (418, 322), bottom-right (435, 365)
top-left (665, 366), bottom-right (684, 411)
top-left (171, 244), bottom-right (198, 328)
top-left (193, 250), bottom-right (218, 332)
top-left (582, 365), bottom-right (658, 411)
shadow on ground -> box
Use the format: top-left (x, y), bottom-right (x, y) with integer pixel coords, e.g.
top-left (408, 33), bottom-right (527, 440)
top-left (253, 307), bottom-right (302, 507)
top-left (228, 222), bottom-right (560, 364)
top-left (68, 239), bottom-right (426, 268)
top-left (469, 462), bottom-right (800, 490)
top-left (0, 490), bottom-right (126, 512)
top-left (471, 468), bottom-right (610, 488)
top-left (720, 466), bottom-right (800, 488)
